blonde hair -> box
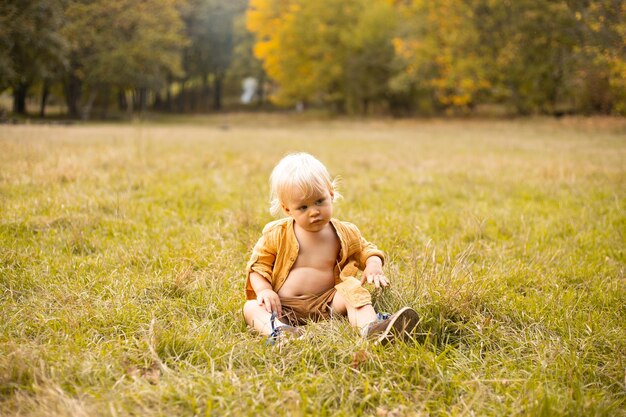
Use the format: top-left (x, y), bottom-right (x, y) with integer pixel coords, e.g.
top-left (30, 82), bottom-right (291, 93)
top-left (269, 152), bottom-right (341, 217)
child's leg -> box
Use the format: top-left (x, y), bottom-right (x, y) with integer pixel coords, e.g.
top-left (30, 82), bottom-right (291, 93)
top-left (243, 300), bottom-right (290, 336)
top-left (329, 291), bottom-right (378, 328)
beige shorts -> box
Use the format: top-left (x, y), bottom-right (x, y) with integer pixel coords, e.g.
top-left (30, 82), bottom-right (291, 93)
top-left (279, 276), bottom-right (372, 326)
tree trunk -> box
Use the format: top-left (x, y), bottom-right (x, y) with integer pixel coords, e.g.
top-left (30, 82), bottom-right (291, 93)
top-left (165, 87), bottom-right (172, 112)
top-left (153, 92), bottom-right (163, 111)
top-left (100, 84), bottom-right (110, 119)
top-left (126, 89), bottom-right (134, 116)
top-left (189, 86), bottom-right (198, 111)
top-left (39, 81), bottom-right (50, 118)
top-left (12, 82), bottom-right (29, 115)
top-left (118, 89), bottom-right (127, 112)
top-left (132, 89), bottom-right (139, 111)
top-left (137, 88), bottom-right (147, 114)
top-left (202, 73), bottom-right (210, 112)
top-left (213, 73), bottom-right (223, 111)
top-left (64, 74), bottom-right (82, 119)
top-left (257, 73), bottom-right (266, 107)
top-left (165, 74), bottom-right (173, 112)
top-left (80, 89), bottom-right (97, 120)
top-left (178, 80), bottom-right (186, 113)
top-left (362, 98), bottom-right (370, 116)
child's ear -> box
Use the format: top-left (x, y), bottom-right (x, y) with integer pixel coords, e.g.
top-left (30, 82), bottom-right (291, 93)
top-left (329, 189), bottom-right (335, 201)
top-left (281, 203), bottom-right (290, 214)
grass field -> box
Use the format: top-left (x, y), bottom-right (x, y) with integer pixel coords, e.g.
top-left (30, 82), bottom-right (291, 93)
top-left (1, 115), bottom-right (625, 416)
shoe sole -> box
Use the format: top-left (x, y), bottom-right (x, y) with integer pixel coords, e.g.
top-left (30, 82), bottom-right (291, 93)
top-left (376, 307), bottom-right (419, 345)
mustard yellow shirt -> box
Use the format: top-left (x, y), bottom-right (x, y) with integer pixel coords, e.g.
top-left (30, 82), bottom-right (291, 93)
top-left (245, 217), bottom-right (385, 300)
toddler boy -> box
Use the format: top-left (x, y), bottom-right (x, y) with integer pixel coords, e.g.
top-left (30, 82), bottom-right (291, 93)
top-left (243, 152), bottom-right (418, 344)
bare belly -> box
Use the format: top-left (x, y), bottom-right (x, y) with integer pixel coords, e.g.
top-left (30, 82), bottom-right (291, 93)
top-left (277, 266), bottom-right (335, 297)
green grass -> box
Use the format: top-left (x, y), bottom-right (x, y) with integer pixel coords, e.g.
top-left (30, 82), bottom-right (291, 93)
top-left (1, 115), bottom-right (625, 416)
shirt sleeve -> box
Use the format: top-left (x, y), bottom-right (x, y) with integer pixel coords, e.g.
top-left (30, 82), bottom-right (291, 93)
top-left (356, 236), bottom-right (385, 269)
top-left (349, 223), bottom-right (385, 270)
top-left (244, 232), bottom-right (277, 299)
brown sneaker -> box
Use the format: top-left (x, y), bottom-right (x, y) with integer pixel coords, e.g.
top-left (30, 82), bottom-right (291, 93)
top-left (364, 307), bottom-right (419, 345)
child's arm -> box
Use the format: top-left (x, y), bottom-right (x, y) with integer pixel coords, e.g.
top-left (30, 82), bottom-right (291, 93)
top-left (249, 271), bottom-right (282, 316)
top-left (346, 221), bottom-right (388, 288)
top-left (245, 225), bottom-right (278, 300)
top-left (362, 255), bottom-right (389, 289)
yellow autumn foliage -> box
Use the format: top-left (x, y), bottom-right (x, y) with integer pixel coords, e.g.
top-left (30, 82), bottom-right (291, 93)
top-left (246, 0), bottom-right (625, 114)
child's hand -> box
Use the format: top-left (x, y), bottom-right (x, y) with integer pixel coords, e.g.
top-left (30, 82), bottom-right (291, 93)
top-left (257, 289), bottom-right (282, 315)
top-left (362, 256), bottom-right (389, 289)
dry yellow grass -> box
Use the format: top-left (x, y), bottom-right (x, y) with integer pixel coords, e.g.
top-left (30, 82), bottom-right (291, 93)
top-left (1, 115), bottom-right (625, 416)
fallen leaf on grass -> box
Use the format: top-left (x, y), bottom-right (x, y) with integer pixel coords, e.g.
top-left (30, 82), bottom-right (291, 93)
top-left (124, 360), bottom-right (161, 385)
top-left (350, 350), bottom-right (370, 369)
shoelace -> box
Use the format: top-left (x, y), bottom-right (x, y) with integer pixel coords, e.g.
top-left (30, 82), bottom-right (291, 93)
top-left (360, 312), bottom-right (393, 337)
top-left (377, 312), bottom-right (391, 321)
top-left (266, 311), bottom-right (280, 346)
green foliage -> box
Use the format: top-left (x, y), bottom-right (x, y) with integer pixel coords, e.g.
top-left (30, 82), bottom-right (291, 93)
top-left (391, 0), bottom-right (581, 113)
top-left (247, 0), bottom-right (398, 112)
top-left (0, 117), bottom-right (625, 415)
top-left (566, 0), bottom-right (626, 114)
top-left (180, 0), bottom-right (248, 110)
top-left (474, 0), bottom-right (581, 114)
top-left (0, 0), bottom-right (67, 83)
top-left (224, 11), bottom-right (266, 102)
top-left (183, 0), bottom-right (245, 77)
top-left (1, 0), bottom-right (624, 116)
top-left (0, 0), bottom-right (67, 110)
top-left (247, 0), bottom-right (626, 115)
top-left (342, 1), bottom-right (397, 114)
top-left (63, 0), bottom-right (187, 89)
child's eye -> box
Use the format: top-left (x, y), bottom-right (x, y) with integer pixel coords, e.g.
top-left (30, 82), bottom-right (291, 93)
top-left (299, 205), bottom-right (308, 211)
top-left (315, 199), bottom-right (324, 205)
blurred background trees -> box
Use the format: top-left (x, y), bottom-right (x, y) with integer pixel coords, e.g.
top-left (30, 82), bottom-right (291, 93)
top-left (0, 0), bottom-right (623, 118)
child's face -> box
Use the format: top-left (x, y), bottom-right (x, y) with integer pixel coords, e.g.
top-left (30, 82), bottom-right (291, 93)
top-left (282, 187), bottom-right (334, 232)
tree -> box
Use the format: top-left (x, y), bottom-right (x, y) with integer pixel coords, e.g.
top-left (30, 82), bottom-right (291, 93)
top-left (480, 0), bottom-right (580, 114)
top-left (180, 0), bottom-right (246, 111)
top-left (390, 0), bottom-right (594, 115)
top-left (391, 0), bottom-right (498, 114)
top-left (247, 0), bottom-right (398, 113)
top-left (565, 0), bottom-right (626, 114)
top-left (226, 11), bottom-right (267, 107)
top-left (342, 1), bottom-right (397, 114)
top-left (247, 0), bottom-right (327, 107)
top-left (62, 0), bottom-right (187, 118)
top-left (0, 0), bottom-right (67, 115)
